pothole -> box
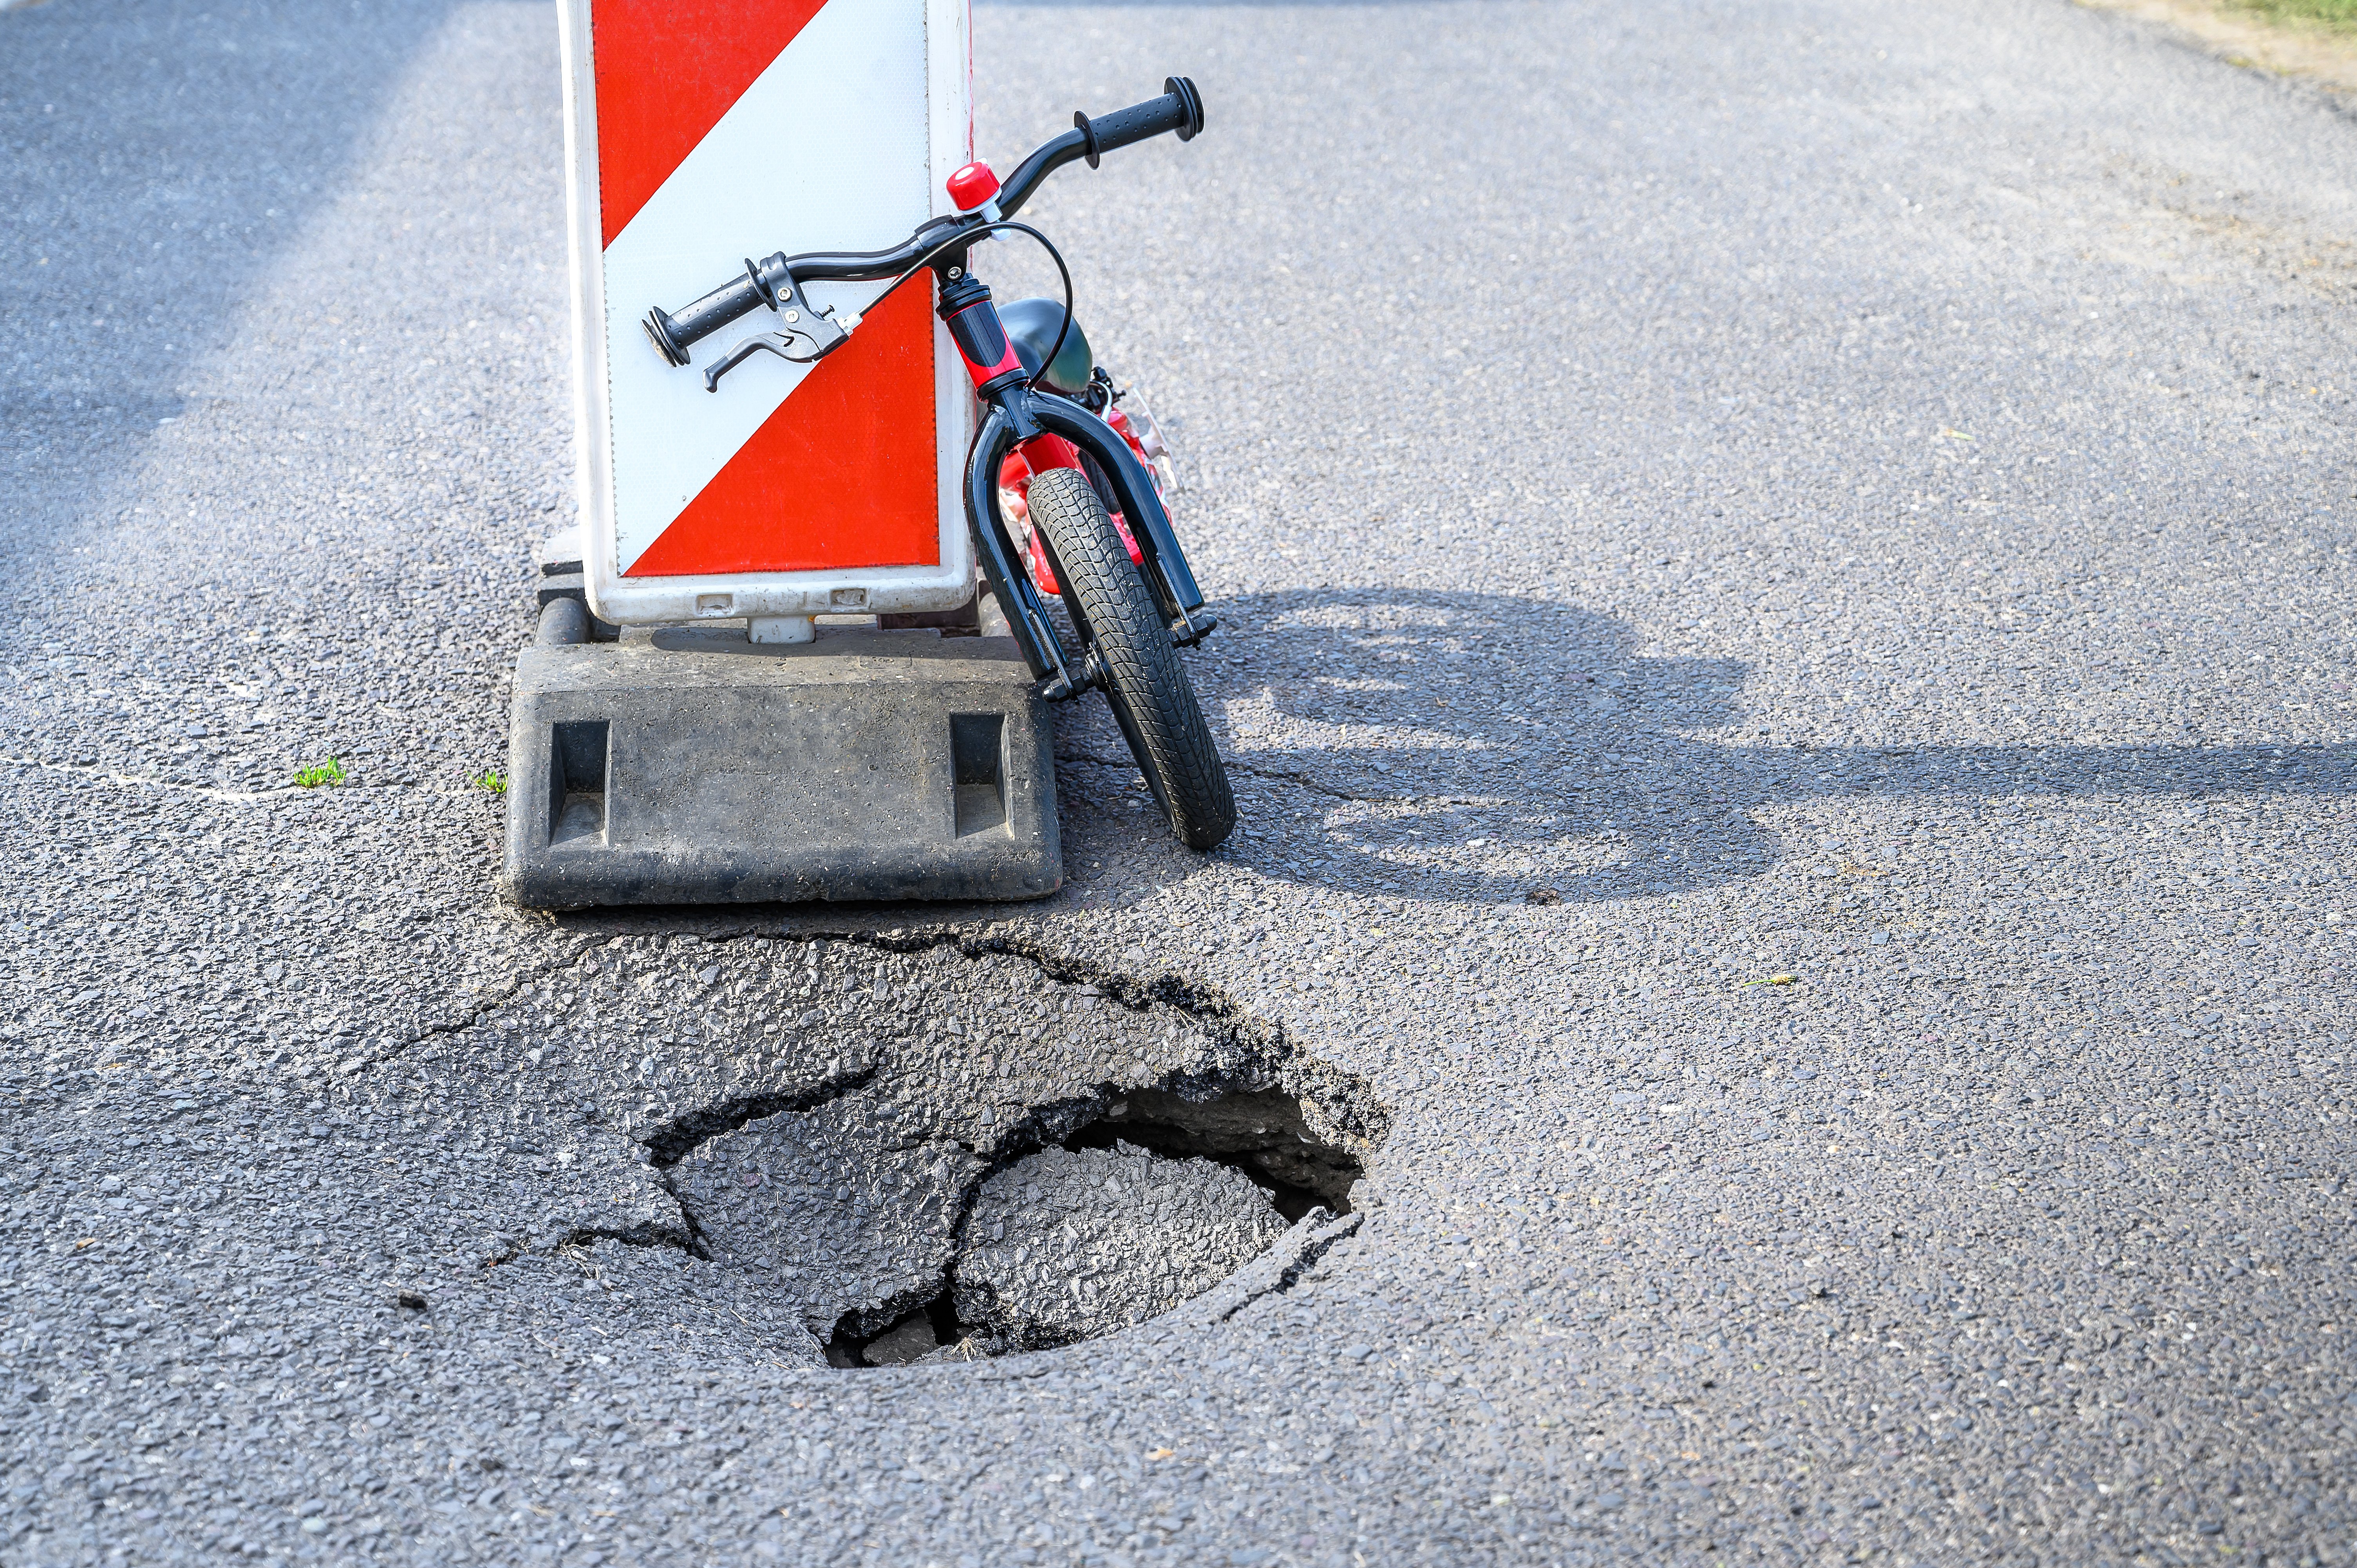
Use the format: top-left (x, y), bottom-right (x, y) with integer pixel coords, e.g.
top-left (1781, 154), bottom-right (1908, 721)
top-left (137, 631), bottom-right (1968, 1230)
top-left (772, 1079), bottom-right (1362, 1368)
top-left (439, 930), bottom-right (1387, 1367)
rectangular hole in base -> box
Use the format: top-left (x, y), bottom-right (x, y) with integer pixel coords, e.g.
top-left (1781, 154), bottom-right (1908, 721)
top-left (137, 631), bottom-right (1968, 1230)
top-left (549, 719), bottom-right (609, 847)
top-left (951, 712), bottom-right (1007, 837)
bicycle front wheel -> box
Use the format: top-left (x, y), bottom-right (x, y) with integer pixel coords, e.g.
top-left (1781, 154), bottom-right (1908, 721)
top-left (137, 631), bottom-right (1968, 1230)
top-left (1024, 464), bottom-right (1235, 851)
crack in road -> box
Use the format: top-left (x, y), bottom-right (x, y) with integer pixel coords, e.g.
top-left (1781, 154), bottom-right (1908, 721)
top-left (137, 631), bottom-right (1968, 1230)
top-left (0, 752), bottom-right (507, 805)
top-left (358, 931), bottom-right (611, 1073)
top-left (640, 1059), bottom-right (882, 1167)
top-left (0, 752), bottom-right (314, 803)
top-left (555, 919), bottom-right (1389, 1151)
top-left (1059, 748), bottom-right (1397, 804)
top-left (472, 926), bottom-right (1396, 1363)
top-left (1202, 1209), bottom-right (1365, 1324)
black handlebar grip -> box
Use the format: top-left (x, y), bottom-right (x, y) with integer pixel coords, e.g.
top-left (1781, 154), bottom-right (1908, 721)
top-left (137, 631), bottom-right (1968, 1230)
top-left (1072, 76), bottom-right (1204, 169)
top-left (643, 266), bottom-right (773, 365)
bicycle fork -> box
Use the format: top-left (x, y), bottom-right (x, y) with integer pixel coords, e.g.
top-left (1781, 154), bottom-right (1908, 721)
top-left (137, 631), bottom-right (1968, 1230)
top-left (934, 267), bottom-right (1215, 701)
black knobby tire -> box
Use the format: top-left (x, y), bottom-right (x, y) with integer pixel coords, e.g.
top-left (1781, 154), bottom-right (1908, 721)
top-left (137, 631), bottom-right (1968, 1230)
top-left (1024, 465), bottom-right (1235, 850)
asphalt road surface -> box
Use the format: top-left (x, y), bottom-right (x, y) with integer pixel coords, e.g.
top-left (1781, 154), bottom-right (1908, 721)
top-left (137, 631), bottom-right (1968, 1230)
top-left (4, 0), bottom-right (2354, 1564)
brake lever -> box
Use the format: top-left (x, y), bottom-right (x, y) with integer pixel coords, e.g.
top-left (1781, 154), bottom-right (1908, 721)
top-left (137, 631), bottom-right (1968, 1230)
top-left (702, 322), bottom-right (850, 390)
top-left (701, 256), bottom-right (859, 392)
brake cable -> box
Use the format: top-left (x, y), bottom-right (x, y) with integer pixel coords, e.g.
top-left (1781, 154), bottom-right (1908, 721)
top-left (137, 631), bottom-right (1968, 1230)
top-left (842, 219), bottom-right (1077, 393)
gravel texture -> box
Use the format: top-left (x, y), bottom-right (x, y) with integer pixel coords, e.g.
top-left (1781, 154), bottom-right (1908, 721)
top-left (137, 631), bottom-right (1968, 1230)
top-left (955, 1144), bottom-right (1291, 1349)
top-left (3, 0), bottom-right (2355, 1563)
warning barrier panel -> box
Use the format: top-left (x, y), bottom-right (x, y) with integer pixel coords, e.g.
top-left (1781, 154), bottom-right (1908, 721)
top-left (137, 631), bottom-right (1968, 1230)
top-left (558, 0), bottom-right (973, 625)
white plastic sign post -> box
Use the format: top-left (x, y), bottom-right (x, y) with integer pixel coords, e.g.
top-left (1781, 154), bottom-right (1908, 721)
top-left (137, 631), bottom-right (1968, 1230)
top-left (557, 0), bottom-right (973, 628)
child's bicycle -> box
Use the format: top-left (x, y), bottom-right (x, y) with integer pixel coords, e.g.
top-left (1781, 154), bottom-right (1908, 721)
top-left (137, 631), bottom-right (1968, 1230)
top-left (642, 78), bottom-right (1234, 852)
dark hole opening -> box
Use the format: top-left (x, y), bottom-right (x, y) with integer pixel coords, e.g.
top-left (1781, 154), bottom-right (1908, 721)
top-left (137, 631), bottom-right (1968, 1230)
top-left (823, 1295), bottom-right (975, 1369)
top-left (1065, 1087), bottom-right (1361, 1221)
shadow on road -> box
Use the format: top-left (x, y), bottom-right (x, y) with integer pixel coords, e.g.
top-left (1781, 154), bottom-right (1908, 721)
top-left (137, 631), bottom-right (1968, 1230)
top-left (1205, 589), bottom-right (2353, 903)
top-left (0, 0), bottom-right (470, 554)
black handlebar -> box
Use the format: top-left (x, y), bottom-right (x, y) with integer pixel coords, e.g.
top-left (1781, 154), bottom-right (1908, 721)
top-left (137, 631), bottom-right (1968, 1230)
top-left (643, 77), bottom-right (1204, 367)
top-left (1072, 76), bottom-right (1203, 168)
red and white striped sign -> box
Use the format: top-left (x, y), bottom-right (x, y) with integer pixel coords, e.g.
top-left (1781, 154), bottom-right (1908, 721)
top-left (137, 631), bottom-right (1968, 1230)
top-left (558, 0), bottom-right (972, 624)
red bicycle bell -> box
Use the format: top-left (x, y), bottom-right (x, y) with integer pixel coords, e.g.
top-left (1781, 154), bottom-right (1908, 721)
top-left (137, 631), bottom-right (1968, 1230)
top-left (945, 161), bottom-right (1001, 213)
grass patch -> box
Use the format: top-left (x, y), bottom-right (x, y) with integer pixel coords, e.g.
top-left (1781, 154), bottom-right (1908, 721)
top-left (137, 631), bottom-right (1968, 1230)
top-left (2229, 0), bottom-right (2357, 29)
top-left (293, 757), bottom-right (348, 789)
top-left (472, 769), bottom-right (508, 795)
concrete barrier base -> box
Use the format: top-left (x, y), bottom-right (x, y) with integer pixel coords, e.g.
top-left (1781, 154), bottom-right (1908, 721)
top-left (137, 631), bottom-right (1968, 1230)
top-left (501, 626), bottom-right (1060, 909)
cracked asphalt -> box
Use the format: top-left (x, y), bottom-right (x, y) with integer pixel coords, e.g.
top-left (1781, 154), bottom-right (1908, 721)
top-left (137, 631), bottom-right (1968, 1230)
top-left (3, 0), bottom-right (2355, 1563)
